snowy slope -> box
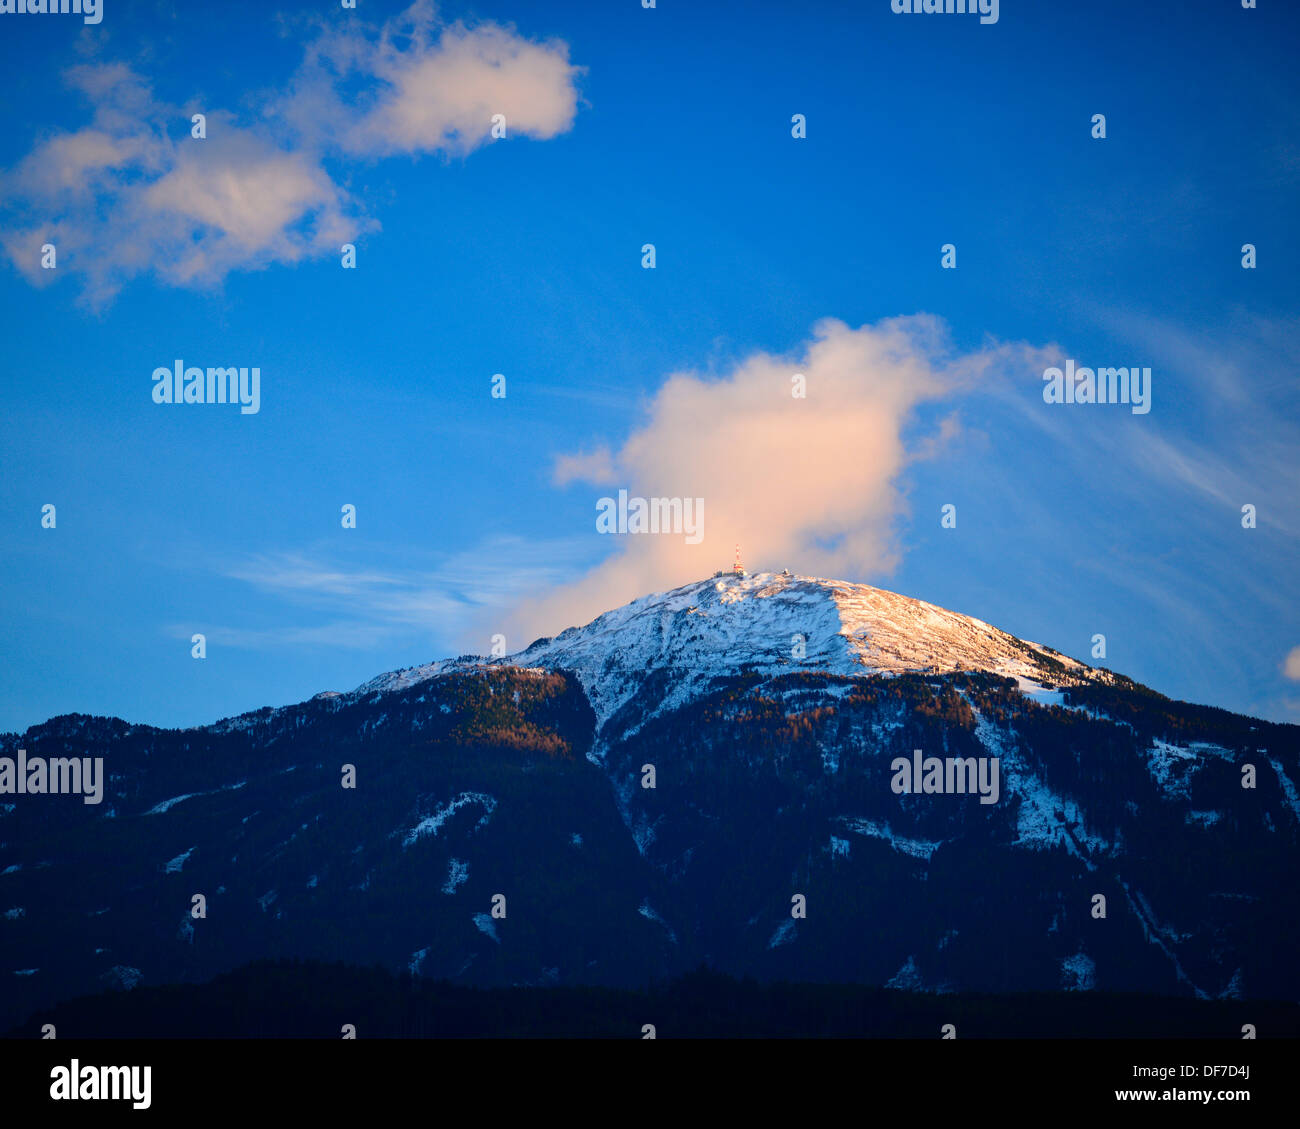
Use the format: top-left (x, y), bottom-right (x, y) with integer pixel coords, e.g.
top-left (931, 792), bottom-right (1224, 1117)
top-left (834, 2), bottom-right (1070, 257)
top-left (516, 572), bottom-right (1093, 734)
top-left (355, 572), bottom-right (1095, 739)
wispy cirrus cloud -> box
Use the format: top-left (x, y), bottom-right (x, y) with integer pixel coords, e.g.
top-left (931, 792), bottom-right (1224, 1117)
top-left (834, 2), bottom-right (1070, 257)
top-left (985, 306), bottom-right (1300, 537)
top-left (0, 1), bottom-right (582, 306)
top-left (188, 536), bottom-right (592, 655)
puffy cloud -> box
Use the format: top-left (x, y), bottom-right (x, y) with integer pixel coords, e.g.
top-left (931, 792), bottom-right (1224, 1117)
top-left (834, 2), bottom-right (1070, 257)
top-left (8, 129), bottom-right (149, 198)
top-left (517, 316), bottom-right (1054, 640)
top-left (141, 130), bottom-right (354, 286)
top-left (345, 21), bottom-right (580, 156)
top-left (0, 2), bottom-right (581, 306)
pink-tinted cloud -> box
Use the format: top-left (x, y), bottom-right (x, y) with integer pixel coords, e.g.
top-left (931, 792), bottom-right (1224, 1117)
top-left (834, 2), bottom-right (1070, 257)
top-left (516, 315), bottom-right (1054, 639)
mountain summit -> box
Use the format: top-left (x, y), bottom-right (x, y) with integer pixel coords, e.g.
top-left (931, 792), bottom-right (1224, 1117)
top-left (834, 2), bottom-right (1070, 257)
top-left (521, 572), bottom-right (1093, 730)
top-left (363, 572), bottom-right (1096, 740)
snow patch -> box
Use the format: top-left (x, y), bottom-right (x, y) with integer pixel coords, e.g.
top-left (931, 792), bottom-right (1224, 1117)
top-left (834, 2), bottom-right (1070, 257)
top-left (1061, 951), bottom-right (1096, 991)
top-left (441, 858), bottom-right (469, 894)
top-left (840, 817), bottom-right (940, 861)
top-left (638, 901), bottom-right (678, 944)
top-left (1118, 879), bottom-right (1207, 999)
top-left (401, 793), bottom-right (496, 849)
top-left (1219, 968), bottom-right (1245, 1000)
top-left (1266, 756), bottom-right (1300, 824)
top-left (145, 779), bottom-right (246, 815)
top-left (1145, 740), bottom-right (1199, 800)
top-left (103, 965), bottom-right (142, 991)
top-left (768, 918), bottom-right (797, 949)
top-left (145, 792), bottom-right (200, 815)
top-left (886, 956), bottom-right (924, 991)
top-left (973, 709), bottom-right (1115, 866)
top-left (165, 847), bottom-right (195, 874)
top-left (1015, 677), bottom-right (1065, 707)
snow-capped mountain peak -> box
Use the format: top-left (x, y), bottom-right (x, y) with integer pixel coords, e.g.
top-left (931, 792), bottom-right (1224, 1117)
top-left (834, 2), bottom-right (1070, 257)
top-left (350, 572), bottom-right (1094, 738)
top-left (513, 572), bottom-right (1092, 734)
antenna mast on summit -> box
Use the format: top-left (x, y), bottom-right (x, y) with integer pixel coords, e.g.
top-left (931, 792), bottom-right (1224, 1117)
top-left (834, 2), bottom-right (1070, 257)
top-left (733, 544), bottom-right (745, 575)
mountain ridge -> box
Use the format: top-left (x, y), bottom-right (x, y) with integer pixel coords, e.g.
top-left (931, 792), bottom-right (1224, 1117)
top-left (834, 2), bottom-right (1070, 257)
top-left (346, 572), bottom-right (1110, 747)
top-left (2, 573), bottom-right (1297, 1030)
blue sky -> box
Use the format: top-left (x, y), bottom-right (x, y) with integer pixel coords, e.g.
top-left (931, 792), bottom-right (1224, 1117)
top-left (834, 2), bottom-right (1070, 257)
top-left (1, 0), bottom-right (1298, 732)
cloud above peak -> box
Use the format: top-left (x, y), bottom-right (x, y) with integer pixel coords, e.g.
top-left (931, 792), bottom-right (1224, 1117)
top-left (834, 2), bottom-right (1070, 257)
top-left (0, 2), bottom-right (582, 306)
top-left (519, 315), bottom-right (1056, 640)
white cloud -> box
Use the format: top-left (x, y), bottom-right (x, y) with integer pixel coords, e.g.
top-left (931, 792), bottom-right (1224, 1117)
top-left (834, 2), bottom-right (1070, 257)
top-left (0, 2), bottom-right (581, 305)
top-left (343, 19), bottom-right (580, 157)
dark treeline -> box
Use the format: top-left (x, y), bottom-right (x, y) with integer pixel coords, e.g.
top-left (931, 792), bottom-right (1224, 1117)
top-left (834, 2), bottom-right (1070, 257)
top-left (9, 959), bottom-right (1297, 1039)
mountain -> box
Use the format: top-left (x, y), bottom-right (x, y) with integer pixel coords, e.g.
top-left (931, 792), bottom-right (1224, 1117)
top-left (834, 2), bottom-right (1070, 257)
top-left (2, 572), bottom-right (1298, 1034)
top-left (371, 571), bottom-right (1093, 743)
